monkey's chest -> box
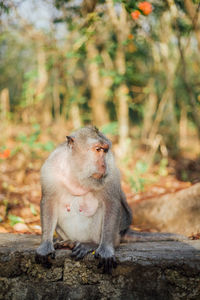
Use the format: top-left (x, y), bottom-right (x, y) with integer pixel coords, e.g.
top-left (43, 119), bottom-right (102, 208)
top-left (63, 193), bottom-right (99, 217)
top-left (57, 194), bottom-right (103, 243)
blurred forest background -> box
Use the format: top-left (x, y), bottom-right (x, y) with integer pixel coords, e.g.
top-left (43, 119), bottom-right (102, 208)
top-left (0, 0), bottom-right (200, 236)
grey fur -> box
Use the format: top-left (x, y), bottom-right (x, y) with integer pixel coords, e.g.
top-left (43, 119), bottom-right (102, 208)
top-left (36, 126), bottom-right (132, 273)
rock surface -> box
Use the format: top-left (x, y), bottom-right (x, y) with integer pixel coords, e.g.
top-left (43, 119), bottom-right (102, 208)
top-left (132, 183), bottom-right (200, 235)
top-left (0, 233), bottom-right (200, 300)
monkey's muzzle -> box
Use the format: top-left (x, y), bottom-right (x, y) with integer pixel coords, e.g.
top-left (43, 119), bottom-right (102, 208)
top-left (92, 172), bottom-right (105, 179)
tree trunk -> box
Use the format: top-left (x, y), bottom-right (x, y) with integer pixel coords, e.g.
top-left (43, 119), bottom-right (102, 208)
top-left (70, 103), bottom-right (82, 129)
top-left (52, 72), bottom-right (60, 120)
top-left (80, 0), bottom-right (111, 127)
top-left (142, 80), bottom-right (158, 141)
top-left (184, 0), bottom-right (200, 51)
top-left (179, 105), bottom-right (188, 150)
top-left (35, 45), bottom-right (48, 99)
top-left (146, 8), bottom-right (179, 155)
top-left (0, 88), bottom-right (10, 121)
top-left (117, 84), bottom-right (129, 155)
top-left (35, 44), bottom-right (50, 124)
top-left (106, 0), bottom-right (130, 156)
top-left (86, 40), bottom-right (110, 127)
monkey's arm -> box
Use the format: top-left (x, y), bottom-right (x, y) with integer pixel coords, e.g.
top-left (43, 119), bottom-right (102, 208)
top-left (119, 190), bottom-right (133, 235)
top-left (94, 186), bottom-right (120, 273)
top-left (36, 191), bottom-right (58, 266)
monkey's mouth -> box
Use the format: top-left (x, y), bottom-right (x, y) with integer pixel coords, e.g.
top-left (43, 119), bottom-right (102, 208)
top-left (91, 173), bottom-right (107, 180)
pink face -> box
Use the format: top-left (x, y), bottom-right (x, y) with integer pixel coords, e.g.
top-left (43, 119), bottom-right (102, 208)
top-left (66, 134), bottom-right (110, 186)
top-left (91, 143), bottom-right (109, 179)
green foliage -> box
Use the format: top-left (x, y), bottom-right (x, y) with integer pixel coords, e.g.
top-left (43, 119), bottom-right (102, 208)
top-left (17, 129), bottom-right (40, 148)
top-left (128, 160), bottom-right (149, 192)
top-left (180, 170), bottom-right (189, 181)
top-left (42, 141), bottom-right (55, 152)
top-left (90, 55), bottom-right (103, 65)
top-left (54, 0), bottom-right (72, 10)
top-left (120, 0), bottom-right (140, 13)
top-left (0, 1), bottom-right (10, 14)
top-left (135, 161), bottom-right (149, 173)
top-left (158, 158), bottom-right (168, 176)
top-left (66, 51), bottom-right (82, 59)
top-left (21, 69), bottom-right (38, 107)
top-left (30, 204), bottom-right (37, 216)
top-left (16, 124), bottom-right (55, 157)
top-left (0, 31), bottom-right (36, 110)
top-left (101, 122), bottom-right (118, 135)
top-left (8, 214), bottom-right (24, 226)
top-left (176, 17), bottom-right (193, 36)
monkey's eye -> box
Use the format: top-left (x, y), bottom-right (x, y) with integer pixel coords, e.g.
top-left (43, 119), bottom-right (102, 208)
top-left (95, 147), bottom-right (108, 153)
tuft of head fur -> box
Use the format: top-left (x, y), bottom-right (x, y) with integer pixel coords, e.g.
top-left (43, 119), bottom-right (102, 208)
top-left (71, 126), bottom-right (112, 148)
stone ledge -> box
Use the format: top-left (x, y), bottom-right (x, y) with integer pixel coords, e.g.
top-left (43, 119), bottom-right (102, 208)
top-left (0, 233), bottom-right (199, 300)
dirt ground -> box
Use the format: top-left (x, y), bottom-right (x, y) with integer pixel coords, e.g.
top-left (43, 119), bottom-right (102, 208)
top-left (0, 122), bottom-right (199, 237)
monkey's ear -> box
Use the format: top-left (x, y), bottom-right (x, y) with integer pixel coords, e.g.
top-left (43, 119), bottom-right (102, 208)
top-left (66, 136), bottom-right (75, 147)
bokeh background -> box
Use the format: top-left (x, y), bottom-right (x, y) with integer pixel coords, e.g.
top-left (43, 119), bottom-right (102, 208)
top-left (0, 0), bottom-right (199, 236)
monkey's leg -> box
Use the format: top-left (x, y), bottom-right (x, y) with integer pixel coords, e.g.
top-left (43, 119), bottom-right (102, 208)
top-left (94, 196), bottom-right (119, 274)
top-left (36, 195), bottom-right (58, 267)
top-left (71, 242), bottom-right (97, 260)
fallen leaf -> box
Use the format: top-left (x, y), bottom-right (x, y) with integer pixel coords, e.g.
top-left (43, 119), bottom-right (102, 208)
top-left (0, 225), bottom-right (8, 233)
top-left (13, 223), bottom-right (30, 232)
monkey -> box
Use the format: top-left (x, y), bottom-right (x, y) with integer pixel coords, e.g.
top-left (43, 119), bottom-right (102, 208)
top-left (36, 126), bottom-right (186, 274)
top-left (36, 126), bottom-right (133, 273)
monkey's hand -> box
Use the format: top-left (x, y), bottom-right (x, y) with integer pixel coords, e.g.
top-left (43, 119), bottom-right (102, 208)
top-left (71, 242), bottom-right (96, 260)
top-left (94, 245), bottom-right (117, 274)
top-left (35, 241), bottom-right (55, 268)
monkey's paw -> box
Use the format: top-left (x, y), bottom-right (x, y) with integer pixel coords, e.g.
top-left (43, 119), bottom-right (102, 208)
top-left (54, 240), bottom-right (75, 250)
top-left (35, 241), bottom-right (55, 268)
top-left (94, 245), bottom-right (117, 274)
top-left (71, 242), bottom-right (96, 260)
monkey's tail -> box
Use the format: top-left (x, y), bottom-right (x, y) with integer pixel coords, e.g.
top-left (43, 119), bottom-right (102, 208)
top-left (121, 228), bottom-right (188, 243)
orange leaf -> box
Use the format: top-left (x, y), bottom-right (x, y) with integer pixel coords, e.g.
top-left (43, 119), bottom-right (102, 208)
top-left (131, 10), bottom-right (141, 20)
top-left (128, 34), bottom-right (134, 40)
top-left (3, 149), bottom-right (10, 158)
top-left (138, 1), bottom-right (152, 15)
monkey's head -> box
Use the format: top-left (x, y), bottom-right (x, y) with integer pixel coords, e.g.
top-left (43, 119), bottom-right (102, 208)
top-left (66, 126), bottom-right (113, 190)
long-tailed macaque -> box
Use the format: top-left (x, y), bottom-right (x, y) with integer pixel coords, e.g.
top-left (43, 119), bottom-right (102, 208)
top-left (36, 126), bottom-right (185, 273)
top-left (36, 126), bottom-right (132, 273)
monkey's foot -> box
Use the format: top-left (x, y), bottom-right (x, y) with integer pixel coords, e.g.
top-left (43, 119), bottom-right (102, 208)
top-left (94, 245), bottom-right (117, 274)
top-left (54, 240), bottom-right (75, 250)
top-left (35, 253), bottom-right (55, 268)
top-left (71, 242), bottom-right (96, 260)
top-left (35, 241), bottom-right (55, 268)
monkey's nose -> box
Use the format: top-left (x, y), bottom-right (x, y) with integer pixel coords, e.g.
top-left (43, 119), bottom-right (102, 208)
top-left (99, 163), bottom-right (106, 174)
top-left (93, 164), bottom-right (106, 179)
